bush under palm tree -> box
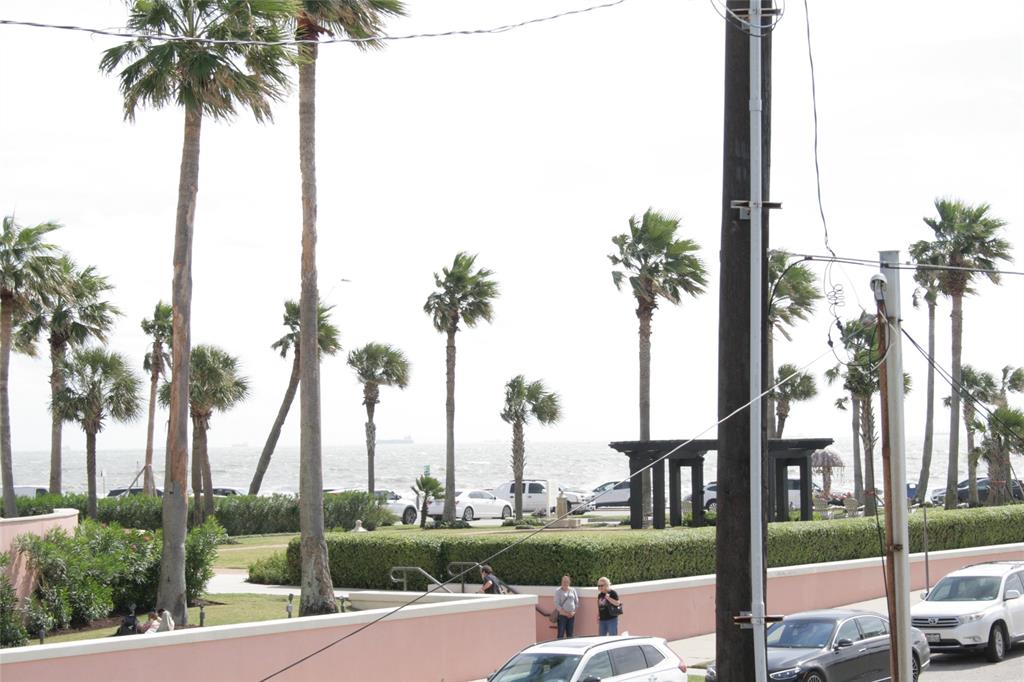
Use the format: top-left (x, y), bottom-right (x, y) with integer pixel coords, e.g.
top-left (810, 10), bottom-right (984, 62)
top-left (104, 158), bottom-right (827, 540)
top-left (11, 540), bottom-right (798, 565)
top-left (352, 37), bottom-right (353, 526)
top-left (347, 342), bottom-right (410, 495)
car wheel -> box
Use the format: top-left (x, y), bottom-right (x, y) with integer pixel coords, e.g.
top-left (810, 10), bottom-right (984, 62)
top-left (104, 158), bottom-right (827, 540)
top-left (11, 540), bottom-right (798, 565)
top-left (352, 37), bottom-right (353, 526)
top-left (803, 671), bottom-right (826, 682)
top-left (402, 507), bottom-right (417, 525)
top-left (501, 505), bottom-right (512, 519)
top-left (705, 500), bottom-right (718, 513)
top-left (985, 622), bottom-right (1007, 662)
top-left (462, 507), bottom-right (474, 522)
top-left (911, 653), bottom-right (920, 682)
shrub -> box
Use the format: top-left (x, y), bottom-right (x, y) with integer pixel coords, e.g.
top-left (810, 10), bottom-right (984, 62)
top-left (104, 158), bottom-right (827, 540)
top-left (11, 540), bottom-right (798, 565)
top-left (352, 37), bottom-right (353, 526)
top-left (97, 495), bottom-right (164, 530)
top-left (324, 491), bottom-right (395, 531)
top-left (213, 495), bottom-right (300, 536)
top-left (0, 553), bottom-right (28, 648)
top-left (248, 552), bottom-right (294, 585)
top-left (280, 505), bottom-right (1024, 589)
top-left (185, 518), bottom-right (226, 604)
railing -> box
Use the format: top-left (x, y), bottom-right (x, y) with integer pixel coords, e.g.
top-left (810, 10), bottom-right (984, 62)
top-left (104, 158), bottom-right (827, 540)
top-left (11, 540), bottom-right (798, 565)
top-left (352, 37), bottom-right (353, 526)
top-left (446, 561), bottom-right (482, 593)
top-left (388, 566), bottom-right (453, 593)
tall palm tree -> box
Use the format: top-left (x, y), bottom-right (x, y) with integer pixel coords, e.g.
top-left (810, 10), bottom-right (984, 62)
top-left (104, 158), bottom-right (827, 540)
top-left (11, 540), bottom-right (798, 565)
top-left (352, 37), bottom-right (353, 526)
top-left (909, 240), bottom-right (942, 504)
top-left (943, 365), bottom-right (997, 506)
top-left (500, 376), bottom-right (562, 520)
top-left (53, 348), bottom-right (141, 519)
top-left (772, 363), bottom-right (817, 438)
top-left (766, 251), bottom-right (820, 438)
top-left (424, 252), bottom-right (499, 522)
top-left (287, 0), bottom-right (405, 618)
top-left (17, 257), bottom-right (119, 494)
top-left (981, 406), bottom-right (1024, 506)
top-left (101, 0), bottom-right (293, 623)
top-left (141, 302), bottom-right (172, 495)
top-left (610, 209), bottom-right (707, 525)
top-left (347, 342), bottom-right (410, 495)
top-left (160, 345), bottom-right (249, 522)
top-left (921, 198), bottom-right (1012, 509)
top-left (249, 300), bottom-right (341, 495)
top-left (0, 216), bottom-right (62, 517)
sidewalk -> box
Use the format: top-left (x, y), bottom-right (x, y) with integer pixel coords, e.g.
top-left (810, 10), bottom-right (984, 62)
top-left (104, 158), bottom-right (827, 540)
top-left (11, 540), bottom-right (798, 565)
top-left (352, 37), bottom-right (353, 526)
top-left (672, 592), bottom-right (924, 678)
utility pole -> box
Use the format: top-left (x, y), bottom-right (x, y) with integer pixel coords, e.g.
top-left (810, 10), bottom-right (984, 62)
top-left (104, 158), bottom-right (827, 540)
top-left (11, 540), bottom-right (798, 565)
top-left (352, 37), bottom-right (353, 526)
top-left (872, 250), bottom-right (912, 682)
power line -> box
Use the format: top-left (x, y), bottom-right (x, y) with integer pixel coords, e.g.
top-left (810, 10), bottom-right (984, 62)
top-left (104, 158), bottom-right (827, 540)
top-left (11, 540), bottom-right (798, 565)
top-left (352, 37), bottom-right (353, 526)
top-left (258, 345), bottom-right (837, 680)
top-left (0, 0), bottom-right (630, 46)
top-left (790, 253), bottom-right (1024, 278)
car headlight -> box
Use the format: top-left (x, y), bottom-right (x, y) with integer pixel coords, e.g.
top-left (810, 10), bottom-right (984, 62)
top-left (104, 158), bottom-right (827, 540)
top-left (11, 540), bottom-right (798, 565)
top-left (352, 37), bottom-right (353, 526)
top-left (769, 667), bottom-right (801, 680)
top-left (960, 612), bottom-right (986, 623)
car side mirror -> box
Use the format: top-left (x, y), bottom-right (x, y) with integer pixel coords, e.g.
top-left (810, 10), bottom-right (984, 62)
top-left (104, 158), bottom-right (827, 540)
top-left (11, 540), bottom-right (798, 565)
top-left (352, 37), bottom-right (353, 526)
top-left (919, 591), bottom-right (928, 600)
top-left (835, 638), bottom-right (854, 649)
top-left (1005, 589), bottom-right (1021, 600)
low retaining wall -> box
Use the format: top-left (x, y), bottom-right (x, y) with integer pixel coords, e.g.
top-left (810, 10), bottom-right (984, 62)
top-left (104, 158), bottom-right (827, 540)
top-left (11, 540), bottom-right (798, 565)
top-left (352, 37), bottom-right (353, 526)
top-left (0, 592), bottom-right (537, 682)
top-left (0, 508), bottom-right (79, 602)
top-left (519, 542), bottom-right (1024, 642)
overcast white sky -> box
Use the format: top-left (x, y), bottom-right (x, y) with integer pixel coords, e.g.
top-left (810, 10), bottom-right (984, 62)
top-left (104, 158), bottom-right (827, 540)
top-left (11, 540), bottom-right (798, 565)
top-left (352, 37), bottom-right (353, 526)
top-left (1, 0), bottom-right (1021, 454)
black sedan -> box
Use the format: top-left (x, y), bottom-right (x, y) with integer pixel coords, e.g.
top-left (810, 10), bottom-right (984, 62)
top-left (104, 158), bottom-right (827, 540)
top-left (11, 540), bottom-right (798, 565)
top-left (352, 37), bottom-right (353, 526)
top-left (705, 609), bottom-right (930, 682)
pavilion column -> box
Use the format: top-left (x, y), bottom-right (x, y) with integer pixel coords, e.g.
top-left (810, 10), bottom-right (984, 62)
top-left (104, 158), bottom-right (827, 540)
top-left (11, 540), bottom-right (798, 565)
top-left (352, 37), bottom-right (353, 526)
top-left (773, 457), bottom-right (788, 521)
top-left (693, 458), bottom-right (705, 527)
top-left (653, 457), bottom-right (665, 529)
top-left (669, 460), bottom-right (682, 527)
top-left (629, 454), bottom-right (643, 529)
top-left (799, 454), bottom-right (812, 520)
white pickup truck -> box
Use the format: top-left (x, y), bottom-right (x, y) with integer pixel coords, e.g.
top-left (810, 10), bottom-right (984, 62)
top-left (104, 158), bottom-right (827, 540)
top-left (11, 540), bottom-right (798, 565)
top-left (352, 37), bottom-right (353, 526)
top-left (491, 479), bottom-right (594, 515)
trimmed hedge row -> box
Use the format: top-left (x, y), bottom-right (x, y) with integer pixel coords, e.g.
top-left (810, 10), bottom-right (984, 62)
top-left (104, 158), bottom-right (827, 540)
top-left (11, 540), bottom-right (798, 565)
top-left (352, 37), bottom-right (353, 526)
top-left (5, 492), bottom-right (394, 536)
top-left (273, 506), bottom-right (1024, 589)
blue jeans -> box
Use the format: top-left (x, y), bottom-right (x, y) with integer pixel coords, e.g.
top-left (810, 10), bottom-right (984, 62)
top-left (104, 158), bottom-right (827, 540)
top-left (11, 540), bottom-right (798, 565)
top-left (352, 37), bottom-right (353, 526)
top-left (557, 614), bottom-right (575, 639)
top-left (598, 617), bottom-right (619, 636)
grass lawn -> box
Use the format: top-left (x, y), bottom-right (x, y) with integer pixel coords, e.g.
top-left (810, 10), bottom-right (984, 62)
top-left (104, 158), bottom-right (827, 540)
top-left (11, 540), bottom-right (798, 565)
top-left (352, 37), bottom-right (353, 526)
top-left (214, 533), bottom-right (297, 569)
top-left (42, 594), bottom-right (292, 645)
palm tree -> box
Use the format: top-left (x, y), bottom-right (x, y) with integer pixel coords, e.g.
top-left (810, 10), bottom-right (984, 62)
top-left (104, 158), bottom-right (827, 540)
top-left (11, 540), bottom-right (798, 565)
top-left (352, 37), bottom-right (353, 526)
top-left (347, 343), bottom-right (410, 495)
top-left (909, 240), bottom-right (943, 504)
top-left (766, 251), bottom-right (820, 438)
top-left (610, 209), bottom-right (707, 525)
top-left (141, 302), bottom-right (172, 495)
top-left (500, 376), bottom-right (562, 520)
top-left (980, 406), bottom-right (1024, 506)
top-left (943, 366), bottom-right (997, 506)
top-left (249, 300), bottom-right (341, 495)
top-left (160, 345), bottom-right (249, 523)
top-left (1, 216), bottom-right (62, 517)
top-left (17, 257), bottom-right (119, 495)
top-left (53, 348), bottom-right (141, 519)
top-left (101, 0), bottom-right (293, 623)
top-left (772, 363), bottom-right (817, 438)
top-left (411, 475), bottom-right (443, 530)
top-left (287, 0), bottom-right (405, 618)
top-left (424, 252), bottom-right (499, 522)
top-left (921, 198), bottom-right (1012, 509)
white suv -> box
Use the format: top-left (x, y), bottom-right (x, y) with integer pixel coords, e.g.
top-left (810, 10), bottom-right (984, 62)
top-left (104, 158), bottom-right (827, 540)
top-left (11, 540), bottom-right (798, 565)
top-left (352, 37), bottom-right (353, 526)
top-left (489, 636), bottom-right (686, 682)
top-left (911, 561), bottom-right (1024, 662)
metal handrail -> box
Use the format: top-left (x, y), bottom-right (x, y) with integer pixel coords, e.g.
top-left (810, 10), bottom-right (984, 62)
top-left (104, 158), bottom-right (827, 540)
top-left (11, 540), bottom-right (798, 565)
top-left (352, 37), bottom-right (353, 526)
top-left (446, 561), bottom-right (481, 593)
top-left (388, 566), bottom-right (453, 593)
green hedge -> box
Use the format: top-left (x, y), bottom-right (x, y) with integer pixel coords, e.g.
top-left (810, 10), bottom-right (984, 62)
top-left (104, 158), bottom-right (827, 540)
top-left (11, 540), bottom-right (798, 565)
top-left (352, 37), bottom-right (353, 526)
top-left (271, 506), bottom-right (1024, 589)
top-left (4, 492), bottom-right (394, 536)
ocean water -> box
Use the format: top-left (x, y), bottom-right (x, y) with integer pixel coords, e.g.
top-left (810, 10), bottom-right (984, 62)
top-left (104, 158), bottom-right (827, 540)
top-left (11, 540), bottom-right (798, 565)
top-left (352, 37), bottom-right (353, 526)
top-left (12, 435), bottom-right (972, 498)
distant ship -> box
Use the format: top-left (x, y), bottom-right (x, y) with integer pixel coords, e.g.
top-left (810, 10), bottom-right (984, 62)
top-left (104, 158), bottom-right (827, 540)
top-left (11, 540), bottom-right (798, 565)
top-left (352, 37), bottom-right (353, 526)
top-left (378, 436), bottom-right (413, 445)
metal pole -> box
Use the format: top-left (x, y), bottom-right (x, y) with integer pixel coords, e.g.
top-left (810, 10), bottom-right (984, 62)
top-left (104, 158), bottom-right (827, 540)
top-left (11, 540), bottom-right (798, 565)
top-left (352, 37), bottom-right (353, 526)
top-left (879, 251), bottom-right (913, 681)
top-left (749, 1), bottom-right (767, 679)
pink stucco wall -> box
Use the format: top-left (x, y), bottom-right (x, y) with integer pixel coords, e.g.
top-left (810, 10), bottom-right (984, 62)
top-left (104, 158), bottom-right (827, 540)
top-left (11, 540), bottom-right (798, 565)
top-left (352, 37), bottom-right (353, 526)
top-left (0, 508), bottom-right (78, 602)
top-left (0, 595), bottom-right (536, 682)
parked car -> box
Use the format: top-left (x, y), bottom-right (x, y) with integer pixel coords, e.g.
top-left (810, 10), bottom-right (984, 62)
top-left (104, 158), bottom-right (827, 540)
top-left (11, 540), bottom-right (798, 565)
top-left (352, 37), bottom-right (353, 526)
top-left (911, 560), bottom-right (1024, 662)
top-left (107, 487), bottom-right (162, 497)
top-left (592, 480), bottom-right (630, 507)
top-left (489, 636), bottom-right (686, 682)
top-left (684, 482), bottom-right (719, 512)
top-left (13, 485), bottom-right (48, 498)
top-left (930, 478), bottom-right (1024, 506)
top-left (324, 488), bottom-right (419, 525)
top-left (427, 489), bottom-right (513, 522)
top-left (207, 486), bottom-right (246, 496)
top-left (705, 609), bottom-right (930, 682)
top-left (491, 480), bottom-right (594, 515)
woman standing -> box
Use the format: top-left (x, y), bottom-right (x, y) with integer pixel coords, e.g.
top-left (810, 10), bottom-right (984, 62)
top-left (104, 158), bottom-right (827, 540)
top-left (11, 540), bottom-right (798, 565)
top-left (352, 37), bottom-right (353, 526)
top-left (554, 574), bottom-right (579, 639)
top-left (596, 576), bottom-right (621, 636)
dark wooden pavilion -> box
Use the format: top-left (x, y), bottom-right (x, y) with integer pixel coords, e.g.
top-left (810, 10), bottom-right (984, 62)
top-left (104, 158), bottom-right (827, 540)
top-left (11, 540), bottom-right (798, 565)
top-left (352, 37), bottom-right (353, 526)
top-left (608, 438), bottom-right (834, 529)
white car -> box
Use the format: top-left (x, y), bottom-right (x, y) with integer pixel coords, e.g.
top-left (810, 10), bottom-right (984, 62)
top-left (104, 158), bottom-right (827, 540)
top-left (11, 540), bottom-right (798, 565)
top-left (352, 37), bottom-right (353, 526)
top-left (489, 636), bottom-right (686, 682)
top-left (592, 480), bottom-right (631, 507)
top-left (911, 560), bottom-right (1024, 662)
top-left (427, 489), bottom-right (513, 522)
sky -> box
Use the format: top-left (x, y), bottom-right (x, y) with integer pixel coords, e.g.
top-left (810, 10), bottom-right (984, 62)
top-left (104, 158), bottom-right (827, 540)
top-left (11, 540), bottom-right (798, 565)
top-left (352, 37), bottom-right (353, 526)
top-left (1, 0), bottom-right (1022, 456)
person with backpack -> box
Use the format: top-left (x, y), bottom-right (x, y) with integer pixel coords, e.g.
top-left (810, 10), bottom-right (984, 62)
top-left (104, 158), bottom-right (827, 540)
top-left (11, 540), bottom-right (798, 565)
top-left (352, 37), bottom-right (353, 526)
top-left (479, 565), bottom-right (505, 594)
top-left (597, 576), bottom-right (622, 636)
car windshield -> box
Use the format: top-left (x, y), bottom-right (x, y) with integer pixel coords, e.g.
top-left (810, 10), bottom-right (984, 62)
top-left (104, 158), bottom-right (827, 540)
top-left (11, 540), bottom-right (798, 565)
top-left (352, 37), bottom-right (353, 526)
top-left (766, 619), bottom-right (835, 649)
top-left (490, 653), bottom-right (582, 682)
top-left (927, 576), bottom-right (1001, 601)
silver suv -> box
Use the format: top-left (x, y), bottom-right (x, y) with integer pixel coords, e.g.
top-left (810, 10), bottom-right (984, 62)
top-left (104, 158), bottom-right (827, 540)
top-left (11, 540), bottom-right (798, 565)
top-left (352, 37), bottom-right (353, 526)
top-left (910, 561), bottom-right (1024, 662)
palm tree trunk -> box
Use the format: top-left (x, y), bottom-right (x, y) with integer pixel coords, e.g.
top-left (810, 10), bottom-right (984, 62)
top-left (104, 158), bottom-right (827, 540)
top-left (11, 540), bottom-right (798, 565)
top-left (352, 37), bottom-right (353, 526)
top-left (766, 332), bottom-right (777, 438)
top-left (191, 415), bottom-right (204, 524)
top-left (249, 352), bottom-right (299, 495)
top-left (201, 426), bottom-right (214, 519)
top-left (86, 430), bottom-right (97, 519)
top-left (637, 306), bottom-right (652, 527)
top-left (511, 419), bottom-right (525, 520)
top-left (144, 341), bottom-right (161, 496)
top-left (443, 328), bottom-right (457, 523)
top-left (49, 341), bottom-right (66, 494)
top-left (158, 106), bottom-right (200, 626)
top-left (851, 396), bottom-right (863, 501)
top-left (986, 441), bottom-right (1010, 506)
top-left (914, 299), bottom-right (937, 504)
top-left (861, 397), bottom-right (877, 515)
top-left (775, 399), bottom-right (789, 438)
top-left (364, 383), bottom-right (377, 495)
top-left (0, 295), bottom-right (15, 517)
top-left (296, 36), bottom-right (335, 617)
top-left (945, 292), bottom-right (963, 509)
top-left (965, 404), bottom-right (978, 506)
